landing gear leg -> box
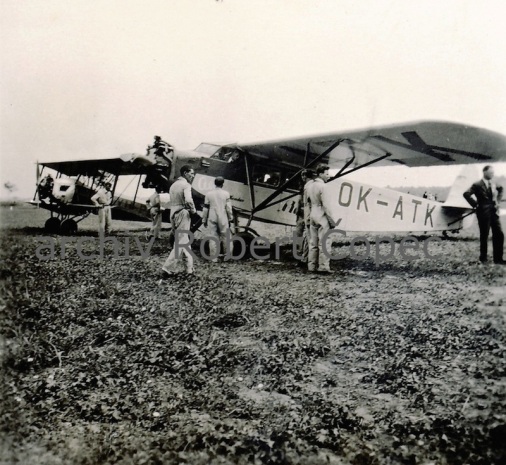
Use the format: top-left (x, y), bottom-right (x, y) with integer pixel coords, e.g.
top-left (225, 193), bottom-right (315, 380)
top-left (229, 211), bottom-right (260, 260)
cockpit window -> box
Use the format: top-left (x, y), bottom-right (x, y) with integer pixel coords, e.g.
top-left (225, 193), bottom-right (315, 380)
top-left (195, 143), bottom-right (222, 156)
top-left (252, 165), bottom-right (282, 187)
top-left (209, 147), bottom-right (241, 163)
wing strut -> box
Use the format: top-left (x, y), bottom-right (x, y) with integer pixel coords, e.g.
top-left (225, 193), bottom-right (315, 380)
top-left (252, 140), bottom-right (342, 214)
top-left (111, 174), bottom-right (138, 206)
top-left (243, 140), bottom-right (342, 227)
top-left (132, 174), bottom-right (141, 204)
top-left (112, 174), bottom-right (119, 201)
top-left (328, 152), bottom-right (392, 182)
top-left (328, 144), bottom-right (356, 182)
top-left (244, 152), bottom-right (256, 217)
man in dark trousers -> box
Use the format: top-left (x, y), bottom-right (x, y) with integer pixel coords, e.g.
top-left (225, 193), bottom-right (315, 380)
top-left (143, 135), bottom-right (173, 189)
top-left (463, 165), bottom-right (504, 264)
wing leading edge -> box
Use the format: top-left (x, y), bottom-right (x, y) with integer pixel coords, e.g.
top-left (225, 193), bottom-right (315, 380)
top-left (41, 154), bottom-right (147, 177)
top-left (237, 121), bottom-right (506, 169)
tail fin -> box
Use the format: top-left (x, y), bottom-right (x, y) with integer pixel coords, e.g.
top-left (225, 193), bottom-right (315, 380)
top-left (443, 165), bottom-right (479, 230)
top-left (444, 165), bottom-right (479, 208)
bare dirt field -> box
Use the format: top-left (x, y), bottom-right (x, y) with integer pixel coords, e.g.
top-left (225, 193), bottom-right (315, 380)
top-left (1, 205), bottom-right (505, 464)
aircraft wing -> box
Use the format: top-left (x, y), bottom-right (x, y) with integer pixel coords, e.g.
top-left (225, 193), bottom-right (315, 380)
top-left (28, 200), bottom-right (104, 209)
top-left (40, 153), bottom-right (150, 177)
top-left (237, 121), bottom-right (506, 169)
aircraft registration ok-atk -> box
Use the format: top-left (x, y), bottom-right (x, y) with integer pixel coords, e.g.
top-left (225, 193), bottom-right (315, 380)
top-left (32, 121), bottom-right (506, 241)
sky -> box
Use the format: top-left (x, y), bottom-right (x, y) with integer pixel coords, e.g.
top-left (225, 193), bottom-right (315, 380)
top-left (2, 0), bottom-right (506, 198)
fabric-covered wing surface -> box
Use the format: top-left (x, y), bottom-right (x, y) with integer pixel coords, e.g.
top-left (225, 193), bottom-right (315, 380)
top-left (41, 154), bottom-right (145, 177)
top-left (239, 121), bottom-right (506, 169)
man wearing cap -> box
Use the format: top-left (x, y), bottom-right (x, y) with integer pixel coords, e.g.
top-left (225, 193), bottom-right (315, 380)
top-left (91, 182), bottom-right (113, 235)
top-left (463, 165), bottom-right (505, 264)
top-left (202, 176), bottom-right (234, 262)
top-left (162, 165), bottom-right (196, 275)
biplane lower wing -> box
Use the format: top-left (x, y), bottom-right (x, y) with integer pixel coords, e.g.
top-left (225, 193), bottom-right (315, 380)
top-left (29, 201), bottom-right (103, 209)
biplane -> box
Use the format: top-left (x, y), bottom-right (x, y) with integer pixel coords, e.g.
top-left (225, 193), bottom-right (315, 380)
top-left (31, 152), bottom-right (172, 234)
top-left (32, 121), bottom-right (506, 240)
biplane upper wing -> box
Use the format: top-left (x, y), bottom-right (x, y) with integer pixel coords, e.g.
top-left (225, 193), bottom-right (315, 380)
top-left (41, 153), bottom-right (148, 177)
top-left (237, 121), bottom-right (506, 168)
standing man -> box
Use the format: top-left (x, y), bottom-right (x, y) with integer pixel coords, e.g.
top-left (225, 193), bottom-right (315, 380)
top-left (294, 169), bottom-right (315, 266)
top-left (146, 187), bottom-right (162, 240)
top-left (38, 174), bottom-right (55, 203)
top-left (143, 135), bottom-right (173, 189)
top-left (162, 165), bottom-right (196, 275)
top-left (463, 165), bottom-right (504, 264)
top-left (306, 164), bottom-right (336, 274)
top-left (91, 182), bottom-right (113, 235)
top-left (148, 135), bottom-right (173, 165)
top-left (202, 176), bottom-right (234, 262)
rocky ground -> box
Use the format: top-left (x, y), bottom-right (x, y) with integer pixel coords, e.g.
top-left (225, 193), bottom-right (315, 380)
top-left (1, 205), bottom-right (505, 464)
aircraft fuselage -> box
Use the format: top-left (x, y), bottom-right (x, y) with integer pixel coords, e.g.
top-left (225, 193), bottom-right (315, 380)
top-left (172, 147), bottom-right (470, 232)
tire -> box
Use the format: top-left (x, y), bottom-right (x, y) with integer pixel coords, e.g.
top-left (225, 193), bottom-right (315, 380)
top-left (44, 217), bottom-right (61, 234)
top-left (60, 219), bottom-right (78, 235)
top-left (200, 237), bottom-right (212, 257)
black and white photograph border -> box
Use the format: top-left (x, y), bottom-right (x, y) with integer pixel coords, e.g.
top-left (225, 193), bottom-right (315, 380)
top-left (1, 1), bottom-right (506, 464)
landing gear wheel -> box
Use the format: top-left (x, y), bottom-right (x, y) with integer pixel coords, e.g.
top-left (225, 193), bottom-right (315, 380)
top-left (60, 219), bottom-right (78, 235)
top-left (44, 217), bottom-right (61, 234)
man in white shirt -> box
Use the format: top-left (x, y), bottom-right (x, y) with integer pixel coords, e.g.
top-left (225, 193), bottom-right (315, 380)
top-left (146, 187), bottom-right (162, 240)
top-left (202, 176), bottom-right (234, 262)
top-left (162, 165), bottom-right (196, 275)
top-left (91, 182), bottom-right (113, 235)
top-left (306, 164), bottom-right (336, 273)
top-left (295, 169), bottom-right (315, 266)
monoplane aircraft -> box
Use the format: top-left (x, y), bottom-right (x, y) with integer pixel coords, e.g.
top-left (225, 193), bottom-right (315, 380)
top-left (33, 121), bottom-right (506, 240)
